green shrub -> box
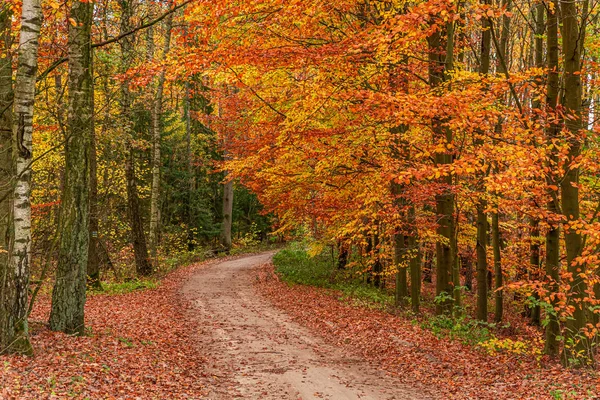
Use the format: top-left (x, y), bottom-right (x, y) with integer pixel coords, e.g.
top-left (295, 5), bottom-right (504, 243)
top-left (92, 278), bottom-right (159, 295)
top-left (273, 244), bottom-right (394, 308)
top-left (422, 313), bottom-right (491, 345)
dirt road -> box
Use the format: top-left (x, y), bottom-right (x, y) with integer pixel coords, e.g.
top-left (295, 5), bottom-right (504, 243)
top-left (183, 252), bottom-right (426, 400)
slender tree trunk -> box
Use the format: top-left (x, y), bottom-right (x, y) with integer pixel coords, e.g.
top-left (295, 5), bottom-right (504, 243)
top-left (126, 144), bottom-right (152, 275)
top-left (220, 177), bottom-right (233, 251)
top-left (395, 233), bottom-right (407, 305)
top-left (49, 0), bottom-right (93, 335)
top-left (87, 70), bottom-right (101, 290)
top-left (119, 0), bottom-right (152, 276)
top-left (560, 0), bottom-right (589, 366)
top-left (408, 206), bottom-right (421, 313)
top-left (462, 248), bottom-right (473, 291)
top-left (184, 80), bottom-right (195, 251)
top-left (6, 0), bottom-right (43, 355)
top-left (428, 22), bottom-right (454, 315)
top-left (423, 249), bottom-right (433, 283)
top-left (529, 219), bottom-right (541, 325)
top-left (492, 212), bottom-right (503, 322)
top-left (372, 233), bottom-right (382, 288)
top-left (0, 4), bottom-right (18, 354)
top-left (528, 2), bottom-right (544, 327)
top-left (544, 1), bottom-right (560, 356)
top-left (392, 170), bottom-right (408, 304)
top-left (476, 2), bottom-right (492, 321)
top-left (476, 209), bottom-right (488, 321)
top-left (148, 12), bottom-right (174, 260)
top-left (389, 55), bottom-right (411, 307)
top-left (337, 240), bottom-right (348, 269)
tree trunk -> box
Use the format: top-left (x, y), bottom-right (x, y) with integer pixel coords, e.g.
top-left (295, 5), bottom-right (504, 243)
top-left (337, 240), bottom-right (349, 270)
top-left (559, 0), bottom-right (589, 367)
top-left (126, 143), bottom-right (152, 276)
top-left (475, 0), bottom-right (492, 322)
top-left (528, 219), bottom-right (541, 325)
top-left (395, 233), bottom-right (407, 305)
top-left (6, 0), bottom-right (43, 355)
top-left (119, 0), bottom-right (152, 276)
top-left (476, 208), bottom-right (488, 321)
top-left (0, 4), bottom-right (18, 355)
top-left (87, 67), bottom-right (101, 290)
top-left (462, 248), bottom-right (473, 291)
top-left (148, 12), bottom-right (174, 261)
top-left (544, 1), bottom-right (560, 356)
top-left (408, 206), bottom-right (421, 313)
top-left (184, 80), bottom-right (195, 251)
top-left (423, 249), bottom-right (433, 283)
top-left (428, 23), bottom-right (454, 315)
top-left (49, 0), bottom-right (93, 335)
top-left (372, 233), bottom-right (382, 288)
top-left (528, 2), bottom-right (544, 327)
top-left (492, 212), bottom-right (502, 323)
top-left (220, 177), bottom-right (233, 251)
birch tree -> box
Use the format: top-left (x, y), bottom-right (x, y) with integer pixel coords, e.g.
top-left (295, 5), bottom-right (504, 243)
top-left (4, 0), bottom-right (43, 354)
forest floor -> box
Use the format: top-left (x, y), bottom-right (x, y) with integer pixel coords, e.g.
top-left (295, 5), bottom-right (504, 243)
top-left (256, 255), bottom-right (600, 400)
top-left (2, 252), bottom-right (599, 399)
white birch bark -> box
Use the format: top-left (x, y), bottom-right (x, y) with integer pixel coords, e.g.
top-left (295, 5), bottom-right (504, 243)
top-left (9, 0), bottom-right (43, 354)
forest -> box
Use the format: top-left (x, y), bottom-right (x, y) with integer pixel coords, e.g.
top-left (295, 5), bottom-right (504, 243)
top-left (2, 0), bottom-right (600, 398)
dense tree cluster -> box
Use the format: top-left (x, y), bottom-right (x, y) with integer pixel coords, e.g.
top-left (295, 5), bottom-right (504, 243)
top-left (186, 0), bottom-right (600, 367)
top-left (2, 0), bottom-right (600, 370)
top-left (0, 0), bottom-right (269, 355)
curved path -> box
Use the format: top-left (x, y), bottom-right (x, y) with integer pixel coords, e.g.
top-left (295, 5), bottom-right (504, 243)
top-left (183, 252), bottom-right (426, 400)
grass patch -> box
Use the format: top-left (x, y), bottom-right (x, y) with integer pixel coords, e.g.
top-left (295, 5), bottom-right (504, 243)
top-left (92, 278), bottom-right (159, 295)
top-left (272, 244), bottom-right (393, 308)
top-left (273, 243), bottom-right (492, 345)
top-left (420, 313), bottom-right (492, 345)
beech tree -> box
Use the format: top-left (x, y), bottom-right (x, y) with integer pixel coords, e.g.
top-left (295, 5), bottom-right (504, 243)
top-left (49, 0), bottom-right (94, 335)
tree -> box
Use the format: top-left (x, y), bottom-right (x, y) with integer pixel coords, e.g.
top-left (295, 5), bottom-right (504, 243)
top-left (428, 15), bottom-right (455, 315)
top-left (475, 0), bottom-right (492, 322)
top-left (559, 0), bottom-right (589, 366)
top-left (543, 0), bottom-right (561, 358)
top-left (49, 0), bottom-right (94, 335)
top-left (221, 176), bottom-right (233, 252)
top-left (148, 9), bottom-right (174, 261)
top-left (3, 0), bottom-right (44, 355)
top-left (0, 3), bottom-right (20, 355)
top-left (119, 0), bottom-right (152, 276)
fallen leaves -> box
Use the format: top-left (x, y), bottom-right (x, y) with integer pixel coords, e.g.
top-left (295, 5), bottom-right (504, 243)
top-left (256, 263), bottom-right (600, 400)
top-left (0, 262), bottom-right (212, 400)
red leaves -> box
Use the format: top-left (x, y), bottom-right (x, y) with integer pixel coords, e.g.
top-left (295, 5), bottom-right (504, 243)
top-left (0, 263), bottom-right (211, 399)
top-left (256, 263), bottom-right (599, 399)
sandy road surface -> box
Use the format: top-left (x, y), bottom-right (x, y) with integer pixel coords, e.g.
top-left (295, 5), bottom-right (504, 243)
top-left (183, 252), bottom-right (427, 400)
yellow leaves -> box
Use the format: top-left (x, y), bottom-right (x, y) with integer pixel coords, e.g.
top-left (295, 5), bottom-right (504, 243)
top-left (479, 337), bottom-right (540, 359)
top-left (307, 242), bottom-right (325, 258)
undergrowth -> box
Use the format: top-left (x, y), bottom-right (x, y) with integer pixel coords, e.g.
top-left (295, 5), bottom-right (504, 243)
top-left (273, 244), bottom-right (393, 308)
top-left (91, 278), bottom-right (159, 295)
top-left (273, 243), bottom-right (506, 348)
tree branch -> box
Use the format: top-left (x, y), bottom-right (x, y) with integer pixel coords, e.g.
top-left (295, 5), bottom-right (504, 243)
top-left (36, 0), bottom-right (194, 82)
